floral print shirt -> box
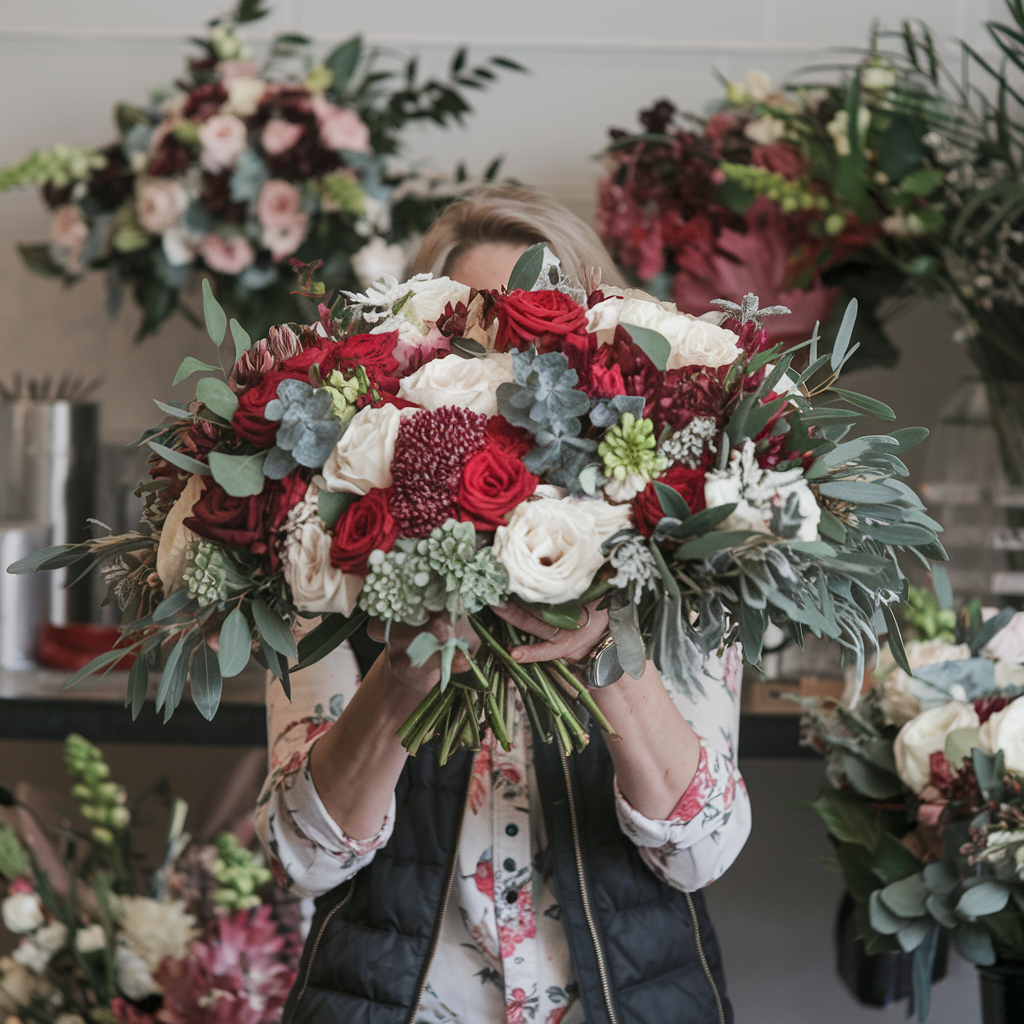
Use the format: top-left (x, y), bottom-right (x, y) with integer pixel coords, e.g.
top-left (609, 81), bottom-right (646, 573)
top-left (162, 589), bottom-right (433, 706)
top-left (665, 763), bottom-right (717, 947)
top-left (255, 643), bottom-right (749, 1024)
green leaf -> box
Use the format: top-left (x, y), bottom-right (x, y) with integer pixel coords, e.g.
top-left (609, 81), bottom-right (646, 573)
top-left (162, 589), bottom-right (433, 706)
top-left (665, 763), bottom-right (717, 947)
top-left (125, 655), bottom-right (149, 721)
top-left (621, 323), bottom-right (670, 372)
top-left (190, 642), bottom-right (223, 721)
top-left (18, 243), bottom-right (64, 278)
top-left (841, 751), bottom-right (902, 799)
top-left (537, 601), bottom-right (584, 632)
top-left (196, 377), bottom-right (239, 421)
top-left (674, 531), bottom-right (757, 561)
top-left (808, 789), bottom-right (881, 850)
top-left (6, 543), bottom-right (84, 574)
top-left (972, 748), bottom-right (1006, 804)
top-left (147, 441), bottom-right (211, 476)
top-left (654, 481), bottom-right (691, 521)
top-left (667, 503), bottom-right (737, 540)
top-left (830, 298), bottom-right (859, 372)
top-left (787, 540), bottom-right (837, 557)
top-left (153, 589), bottom-right (193, 624)
top-left (931, 563), bottom-right (954, 610)
top-left (325, 36), bottom-right (363, 97)
top-left (201, 278), bottom-right (227, 347)
top-left (953, 922), bottom-right (997, 966)
top-left (506, 243), bottom-right (547, 292)
top-left (830, 387), bottom-right (897, 421)
top-left (218, 607), bottom-right (252, 678)
top-left (229, 319), bottom-right (251, 363)
top-left (263, 643), bottom-right (290, 695)
top-left (818, 480), bottom-right (899, 504)
top-left (173, 356), bottom-right (220, 386)
top-left (969, 606), bottom-right (1015, 656)
top-left (60, 648), bottom-right (133, 691)
top-left (294, 611), bottom-right (368, 671)
top-left (870, 888), bottom-right (913, 935)
top-left (957, 881), bottom-right (1011, 920)
top-left (882, 603), bottom-right (912, 675)
top-left (252, 599), bottom-right (298, 659)
top-left (900, 167), bottom-right (946, 196)
top-left (880, 872), bottom-right (929, 919)
top-left (154, 399), bottom-right (190, 418)
top-left (208, 451), bottom-right (267, 497)
top-left (861, 522), bottom-right (936, 546)
top-left (889, 426), bottom-right (929, 453)
top-left (872, 832), bottom-right (923, 885)
top-left (817, 509), bottom-right (847, 543)
top-left (318, 490), bottom-right (355, 529)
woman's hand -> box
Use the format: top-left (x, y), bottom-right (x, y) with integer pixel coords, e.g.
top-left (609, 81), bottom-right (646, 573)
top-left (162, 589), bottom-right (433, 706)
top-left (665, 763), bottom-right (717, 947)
top-left (366, 613), bottom-right (480, 692)
top-left (492, 600), bottom-right (608, 665)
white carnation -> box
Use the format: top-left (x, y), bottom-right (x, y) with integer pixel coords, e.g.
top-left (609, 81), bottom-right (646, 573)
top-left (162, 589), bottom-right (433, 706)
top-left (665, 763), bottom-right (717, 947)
top-left (222, 76), bottom-right (266, 117)
top-left (893, 701), bottom-right (980, 795)
top-left (115, 945), bottom-right (160, 1001)
top-left (117, 896), bottom-right (197, 972)
top-left (12, 938), bottom-right (51, 974)
top-left (33, 921), bottom-right (67, 955)
top-left (397, 352), bottom-right (513, 416)
top-left (1, 892), bottom-right (44, 935)
top-left (979, 696), bottom-right (1024, 774)
top-left (351, 236), bottom-right (408, 289)
top-left (321, 404), bottom-right (419, 495)
top-left (74, 923), bottom-right (107, 954)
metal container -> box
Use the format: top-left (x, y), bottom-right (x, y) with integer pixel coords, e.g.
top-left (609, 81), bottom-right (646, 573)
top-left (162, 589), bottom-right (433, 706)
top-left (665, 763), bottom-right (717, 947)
top-left (0, 399), bottom-right (99, 623)
top-left (0, 521), bottom-right (51, 669)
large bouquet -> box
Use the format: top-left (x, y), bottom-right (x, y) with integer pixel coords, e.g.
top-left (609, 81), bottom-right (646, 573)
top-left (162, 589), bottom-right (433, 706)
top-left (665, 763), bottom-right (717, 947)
top-left (800, 606), bottom-right (1024, 1021)
top-left (0, 0), bottom-right (521, 339)
top-left (0, 735), bottom-right (299, 1024)
top-left (10, 247), bottom-right (943, 760)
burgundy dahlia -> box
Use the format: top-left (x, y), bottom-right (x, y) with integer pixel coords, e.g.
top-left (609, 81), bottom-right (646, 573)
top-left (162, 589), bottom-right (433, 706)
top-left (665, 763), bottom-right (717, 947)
top-left (389, 408), bottom-right (488, 536)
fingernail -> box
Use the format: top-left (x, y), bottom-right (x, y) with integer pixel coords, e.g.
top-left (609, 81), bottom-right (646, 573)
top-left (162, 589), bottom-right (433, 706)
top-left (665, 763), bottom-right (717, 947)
top-left (512, 649), bottom-right (522, 661)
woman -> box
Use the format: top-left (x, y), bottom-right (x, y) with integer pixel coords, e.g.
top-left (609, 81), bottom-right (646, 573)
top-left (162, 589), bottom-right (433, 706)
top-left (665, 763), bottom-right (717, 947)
top-left (256, 185), bottom-right (751, 1024)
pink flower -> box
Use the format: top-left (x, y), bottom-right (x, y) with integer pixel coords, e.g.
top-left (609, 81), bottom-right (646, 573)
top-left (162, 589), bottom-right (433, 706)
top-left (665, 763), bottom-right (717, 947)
top-left (135, 177), bottom-right (188, 234)
top-left (260, 119), bottom-right (305, 156)
top-left (50, 204), bottom-right (88, 251)
top-left (262, 217), bottom-right (308, 262)
top-left (200, 233), bottom-right (255, 275)
top-left (310, 94), bottom-right (372, 153)
top-left (256, 179), bottom-right (302, 229)
top-left (198, 113), bottom-right (248, 172)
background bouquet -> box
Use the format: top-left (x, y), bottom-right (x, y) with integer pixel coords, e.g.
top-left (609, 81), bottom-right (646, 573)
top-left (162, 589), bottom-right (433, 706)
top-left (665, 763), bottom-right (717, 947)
top-left (0, 735), bottom-right (299, 1024)
top-left (10, 245), bottom-right (944, 759)
top-left (799, 603), bottom-right (1024, 1020)
top-left (0, 0), bottom-right (521, 339)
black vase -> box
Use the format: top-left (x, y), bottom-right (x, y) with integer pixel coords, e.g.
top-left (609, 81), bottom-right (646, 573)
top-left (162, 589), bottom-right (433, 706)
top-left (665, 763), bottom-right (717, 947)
top-left (978, 963), bottom-right (1024, 1024)
top-left (835, 891), bottom-right (948, 1007)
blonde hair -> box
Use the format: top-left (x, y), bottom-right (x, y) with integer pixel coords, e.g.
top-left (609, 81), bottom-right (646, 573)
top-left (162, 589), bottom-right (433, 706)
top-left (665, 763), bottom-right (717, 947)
top-left (411, 184), bottom-right (624, 288)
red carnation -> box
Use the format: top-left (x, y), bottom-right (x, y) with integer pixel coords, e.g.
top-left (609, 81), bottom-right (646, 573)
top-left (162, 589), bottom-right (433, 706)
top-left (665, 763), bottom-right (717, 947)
top-left (493, 289), bottom-right (589, 351)
top-left (268, 472), bottom-right (311, 571)
top-left (651, 366), bottom-right (728, 435)
top-left (632, 465), bottom-right (707, 537)
top-left (329, 488), bottom-right (399, 574)
top-left (457, 444), bottom-right (538, 530)
top-left (232, 369), bottom-right (308, 447)
top-left (184, 480), bottom-right (273, 553)
top-left (485, 416), bottom-right (533, 457)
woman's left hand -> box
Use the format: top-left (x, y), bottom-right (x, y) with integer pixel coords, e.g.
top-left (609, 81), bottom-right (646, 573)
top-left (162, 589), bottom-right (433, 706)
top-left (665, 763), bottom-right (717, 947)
top-left (492, 600), bottom-right (607, 664)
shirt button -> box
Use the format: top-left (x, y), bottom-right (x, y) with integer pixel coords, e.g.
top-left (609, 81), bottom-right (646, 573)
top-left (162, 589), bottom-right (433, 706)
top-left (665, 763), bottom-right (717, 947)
top-left (505, 823), bottom-right (518, 837)
top-left (506, 889), bottom-right (519, 903)
top-left (503, 857), bottom-right (516, 872)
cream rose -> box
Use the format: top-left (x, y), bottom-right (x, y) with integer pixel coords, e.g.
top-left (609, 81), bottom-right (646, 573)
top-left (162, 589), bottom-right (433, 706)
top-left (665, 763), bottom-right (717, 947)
top-left (135, 177), bottom-right (187, 235)
top-left (321, 404), bottom-right (419, 495)
top-left (983, 610), bottom-right (1024, 664)
top-left (568, 496), bottom-right (633, 543)
top-left (397, 353), bottom-right (513, 416)
top-left (156, 474), bottom-right (203, 593)
top-left (74, 923), bottom-right (107, 954)
top-left (493, 497), bottom-right (612, 605)
top-left (877, 638), bottom-right (972, 692)
top-left (979, 696), bottom-right (1024, 773)
top-left (282, 491), bottom-right (364, 616)
top-left (1, 892), bottom-right (44, 935)
top-left (223, 76), bottom-right (266, 117)
top-left (894, 700), bottom-right (980, 795)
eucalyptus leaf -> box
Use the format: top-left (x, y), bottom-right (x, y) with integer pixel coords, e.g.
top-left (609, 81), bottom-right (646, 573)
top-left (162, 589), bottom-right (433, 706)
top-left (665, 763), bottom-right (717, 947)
top-left (153, 589), bottom-right (193, 623)
top-left (668, 503), bottom-right (737, 540)
top-left (956, 880), bottom-right (1011, 920)
top-left (173, 356), bottom-right (220, 386)
top-left (674, 530), bottom-right (757, 561)
top-left (870, 888), bottom-right (912, 935)
top-left (60, 648), bottom-right (133, 692)
top-left (196, 377), bottom-right (239, 421)
top-left (880, 872), bottom-right (929, 919)
top-left (126, 655), bottom-right (149, 721)
top-left (830, 387), bottom-right (897, 420)
top-left (6, 543), bottom-right (85, 575)
top-left (654, 481), bottom-right (691, 521)
top-left (295, 610), bottom-right (368, 671)
top-left (818, 480), bottom-right (899, 504)
top-left (218, 607), bottom-right (252, 678)
top-left (607, 593), bottom-right (645, 679)
top-left (506, 243), bottom-right (547, 292)
top-left (252, 599), bottom-right (298, 660)
top-left (202, 279), bottom-right (227, 347)
top-left (953, 922), bottom-right (997, 966)
top-left (621, 323), bottom-right (670, 372)
top-left (208, 451), bottom-right (267, 497)
top-left (841, 751), bottom-right (903, 799)
top-left (229, 319), bottom-right (251, 362)
top-left (191, 642), bottom-right (223, 721)
top-left (830, 298), bottom-right (859, 372)
top-left (147, 441), bottom-right (211, 476)
top-left (318, 490), bottom-right (355, 528)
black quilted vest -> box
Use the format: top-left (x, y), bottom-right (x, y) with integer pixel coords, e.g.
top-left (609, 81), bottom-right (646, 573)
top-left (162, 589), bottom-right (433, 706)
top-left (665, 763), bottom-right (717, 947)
top-left (282, 633), bottom-right (733, 1024)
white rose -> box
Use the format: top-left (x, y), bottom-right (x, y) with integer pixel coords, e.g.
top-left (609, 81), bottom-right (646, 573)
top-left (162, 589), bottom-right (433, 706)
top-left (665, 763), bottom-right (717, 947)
top-left (745, 68), bottom-right (774, 102)
top-left (32, 921), bottom-right (67, 955)
top-left (135, 177), bottom-right (188, 235)
top-left (567, 497), bottom-right (633, 544)
top-left (983, 610), bottom-right (1024, 664)
top-left (979, 696), bottom-right (1024, 774)
top-left (282, 491), bottom-right (364, 617)
top-left (668, 317), bottom-right (742, 371)
top-left (321, 404), bottom-right (419, 495)
top-left (744, 114), bottom-right (787, 146)
top-left (879, 638), bottom-right (972, 692)
top-left (893, 701), bottom-right (980, 795)
top-left (879, 686), bottom-right (922, 728)
top-left (117, 896), bottom-right (196, 971)
top-left (1, 893), bottom-right (43, 935)
top-left (223, 76), bottom-right (266, 117)
top-left (995, 661), bottom-right (1024, 690)
top-left (12, 938), bottom-right (51, 974)
top-left (407, 276), bottom-right (471, 326)
top-left (351, 236), bottom-right (408, 289)
top-left (397, 353), bottom-right (513, 416)
top-left (74, 923), bottom-right (107, 954)
top-left (493, 497), bottom-right (609, 604)
top-left (156, 474), bottom-right (204, 593)
top-left (162, 227), bottom-right (197, 267)
top-left (115, 946), bottom-right (160, 1001)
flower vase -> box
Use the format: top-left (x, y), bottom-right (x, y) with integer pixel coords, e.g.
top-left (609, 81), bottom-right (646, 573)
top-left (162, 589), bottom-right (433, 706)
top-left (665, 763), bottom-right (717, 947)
top-left (978, 962), bottom-right (1024, 1024)
top-left (834, 891), bottom-right (948, 1007)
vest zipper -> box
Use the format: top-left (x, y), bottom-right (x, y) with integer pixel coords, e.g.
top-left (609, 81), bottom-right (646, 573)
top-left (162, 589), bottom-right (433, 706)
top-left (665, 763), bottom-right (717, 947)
top-left (406, 756), bottom-right (475, 1024)
top-left (558, 739), bottom-right (620, 1024)
top-left (684, 891), bottom-right (726, 1024)
top-left (284, 877), bottom-right (356, 1024)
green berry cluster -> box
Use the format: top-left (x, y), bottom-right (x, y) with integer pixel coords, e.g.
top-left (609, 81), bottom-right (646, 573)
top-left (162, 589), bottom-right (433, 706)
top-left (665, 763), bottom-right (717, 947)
top-left (211, 832), bottom-right (272, 912)
top-left (322, 366), bottom-right (370, 424)
top-left (719, 162), bottom-right (831, 215)
top-left (183, 540), bottom-right (231, 607)
top-left (320, 171), bottom-right (367, 218)
top-left (598, 413), bottom-right (667, 482)
top-left (0, 144), bottom-right (106, 191)
top-left (65, 734), bottom-right (130, 848)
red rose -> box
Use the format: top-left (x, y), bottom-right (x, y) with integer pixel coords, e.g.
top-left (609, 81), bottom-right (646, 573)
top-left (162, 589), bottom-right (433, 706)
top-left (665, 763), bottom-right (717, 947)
top-left (184, 479), bottom-right (273, 553)
top-left (484, 416), bottom-right (532, 457)
top-left (232, 369), bottom-right (307, 447)
top-left (457, 444), bottom-right (538, 530)
top-left (329, 488), bottom-right (399, 574)
top-left (632, 465), bottom-right (707, 537)
top-left (494, 289), bottom-right (588, 351)
top-left (268, 472), bottom-right (310, 571)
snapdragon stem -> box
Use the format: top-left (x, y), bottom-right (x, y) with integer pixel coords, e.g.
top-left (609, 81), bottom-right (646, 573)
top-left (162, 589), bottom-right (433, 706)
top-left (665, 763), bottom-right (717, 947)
top-left (547, 661), bottom-right (617, 736)
top-left (486, 692), bottom-right (511, 750)
top-left (396, 685), bottom-right (443, 743)
top-left (519, 686), bottom-right (552, 744)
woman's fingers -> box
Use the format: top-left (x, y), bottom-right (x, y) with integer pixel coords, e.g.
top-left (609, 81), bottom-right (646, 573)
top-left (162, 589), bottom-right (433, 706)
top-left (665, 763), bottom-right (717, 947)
top-left (492, 602), bottom-right (561, 641)
top-left (509, 603), bottom-right (610, 665)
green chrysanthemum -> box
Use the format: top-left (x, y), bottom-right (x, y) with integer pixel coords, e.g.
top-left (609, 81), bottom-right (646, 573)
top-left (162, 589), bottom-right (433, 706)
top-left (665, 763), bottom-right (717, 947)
top-left (598, 413), bottom-right (667, 482)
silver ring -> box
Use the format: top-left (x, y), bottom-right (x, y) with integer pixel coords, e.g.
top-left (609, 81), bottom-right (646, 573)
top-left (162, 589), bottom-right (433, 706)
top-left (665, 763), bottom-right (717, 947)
top-left (580, 608), bottom-right (592, 630)
top-left (549, 627), bottom-right (561, 641)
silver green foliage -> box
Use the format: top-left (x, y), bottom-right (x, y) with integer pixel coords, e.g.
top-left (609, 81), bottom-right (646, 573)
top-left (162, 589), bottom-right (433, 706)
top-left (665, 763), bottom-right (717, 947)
top-left (183, 540), bottom-right (236, 607)
top-left (263, 379), bottom-right (344, 479)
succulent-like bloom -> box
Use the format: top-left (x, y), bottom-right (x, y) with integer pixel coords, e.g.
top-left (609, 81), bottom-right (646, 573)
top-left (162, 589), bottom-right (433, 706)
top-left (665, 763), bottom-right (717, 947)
top-left (599, 413), bottom-right (667, 483)
top-left (264, 379), bottom-right (344, 479)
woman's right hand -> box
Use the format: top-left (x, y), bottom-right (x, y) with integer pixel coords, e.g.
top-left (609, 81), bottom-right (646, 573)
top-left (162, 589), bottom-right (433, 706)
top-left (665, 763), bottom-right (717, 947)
top-left (366, 613), bottom-right (480, 693)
